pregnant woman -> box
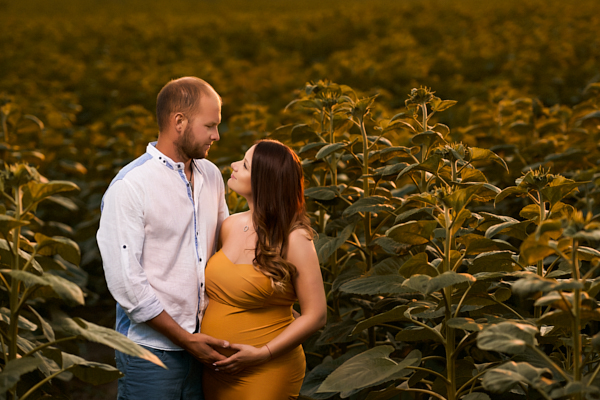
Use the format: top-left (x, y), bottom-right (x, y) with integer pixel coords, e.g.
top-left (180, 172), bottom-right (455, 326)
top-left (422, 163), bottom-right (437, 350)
top-left (201, 139), bottom-right (327, 400)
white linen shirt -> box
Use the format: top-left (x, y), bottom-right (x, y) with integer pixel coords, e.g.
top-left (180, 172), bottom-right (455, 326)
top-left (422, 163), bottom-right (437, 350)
top-left (97, 142), bottom-right (229, 350)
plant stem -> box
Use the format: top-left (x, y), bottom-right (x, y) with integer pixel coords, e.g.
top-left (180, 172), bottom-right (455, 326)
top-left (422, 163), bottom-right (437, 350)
top-left (8, 185), bottom-right (22, 362)
top-left (359, 116), bottom-right (373, 271)
top-left (572, 239), bottom-right (582, 390)
top-left (23, 336), bottom-right (79, 358)
top-left (19, 366), bottom-right (73, 400)
top-left (405, 366), bottom-right (450, 384)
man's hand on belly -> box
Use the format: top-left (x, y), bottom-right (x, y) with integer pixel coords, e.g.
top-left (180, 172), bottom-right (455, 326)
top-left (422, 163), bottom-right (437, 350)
top-left (184, 333), bottom-right (230, 364)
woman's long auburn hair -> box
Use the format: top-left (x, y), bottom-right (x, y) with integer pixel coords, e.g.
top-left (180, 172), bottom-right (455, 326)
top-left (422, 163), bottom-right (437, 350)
top-left (251, 139), bottom-right (312, 291)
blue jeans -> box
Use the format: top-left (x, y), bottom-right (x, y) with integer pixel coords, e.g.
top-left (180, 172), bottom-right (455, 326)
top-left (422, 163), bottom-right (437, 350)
top-left (115, 347), bottom-right (204, 400)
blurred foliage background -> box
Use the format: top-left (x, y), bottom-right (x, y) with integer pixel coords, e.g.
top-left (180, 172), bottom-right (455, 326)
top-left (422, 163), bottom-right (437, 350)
top-left (1, 0), bottom-right (600, 397)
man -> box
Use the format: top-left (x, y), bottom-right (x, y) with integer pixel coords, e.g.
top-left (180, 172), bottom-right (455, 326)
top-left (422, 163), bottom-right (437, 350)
top-left (97, 77), bottom-right (230, 399)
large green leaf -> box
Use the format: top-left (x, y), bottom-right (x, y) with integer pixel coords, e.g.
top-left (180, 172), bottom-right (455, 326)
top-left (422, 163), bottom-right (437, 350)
top-left (62, 352), bottom-right (123, 385)
top-left (477, 322), bottom-right (538, 354)
top-left (305, 186), bottom-right (339, 201)
top-left (34, 233), bottom-right (81, 265)
top-left (343, 196), bottom-right (395, 218)
top-left (395, 326), bottom-right (443, 343)
top-left (314, 223), bottom-right (355, 263)
top-left (482, 361), bottom-right (554, 393)
top-left (0, 239), bottom-right (43, 273)
top-left (399, 252), bottom-right (437, 278)
top-left (519, 234), bottom-right (557, 266)
top-left (447, 317), bottom-right (484, 332)
top-left (0, 307), bottom-right (38, 331)
top-left (0, 357), bottom-right (43, 395)
top-left (0, 214), bottom-right (29, 238)
top-left (550, 382), bottom-right (600, 399)
top-left (411, 131), bottom-right (446, 148)
top-left (469, 147), bottom-right (508, 171)
top-left (469, 251), bottom-right (520, 274)
top-left (485, 220), bottom-right (532, 240)
top-left (540, 180), bottom-right (581, 208)
top-left (316, 318), bottom-right (357, 345)
top-left (52, 311), bottom-right (166, 368)
top-left (494, 186), bottom-right (528, 206)
top-left (386, 220), bottom-right (437, 245)
top-left (458, 234), bottom-right (516, 255)
top-left (443, 184), bottom-right (485, 214)
top-left (22, 180), bottom-right (79, 210)
top-left (316, 142), bottom-right (348, 159)
top-left (340, 275), bottom-right (408, 295)
top-left (300, 348), bottom-right (365, 399)
top-left (352, 305), bottom-right (410, 335)
top-left (318, 347), bottom-right (421, 395)
top-left (402, 271), bottom-right (474, 295)
top-left (4, 270), bottom-right (84, 305)
top-left (397, 154), bottom-right (442, 180)
top-left (28, 305), bottom-right (55, 342)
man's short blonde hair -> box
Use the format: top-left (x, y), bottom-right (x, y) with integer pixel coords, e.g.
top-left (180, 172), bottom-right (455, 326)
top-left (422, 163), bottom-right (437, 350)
top-left (156, 77), bottom-right (221, 132)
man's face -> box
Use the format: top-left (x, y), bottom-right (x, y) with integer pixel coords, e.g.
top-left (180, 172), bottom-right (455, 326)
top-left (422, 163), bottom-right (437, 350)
top-left (175, 92), bottom-right (221, 160)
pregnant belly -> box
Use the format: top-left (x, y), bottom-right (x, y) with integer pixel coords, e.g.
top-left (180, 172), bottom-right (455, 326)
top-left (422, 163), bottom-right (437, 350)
top-left (200, 300), bottom-right (294, 356)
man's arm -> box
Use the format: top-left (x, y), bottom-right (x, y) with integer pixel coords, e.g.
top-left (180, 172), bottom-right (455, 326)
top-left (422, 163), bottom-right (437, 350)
top-left (146, 311), bottom-right (229, 364)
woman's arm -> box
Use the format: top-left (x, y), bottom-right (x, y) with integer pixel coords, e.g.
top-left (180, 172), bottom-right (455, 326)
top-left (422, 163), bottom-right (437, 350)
top-left (213, 229), bottom-right (327, 373)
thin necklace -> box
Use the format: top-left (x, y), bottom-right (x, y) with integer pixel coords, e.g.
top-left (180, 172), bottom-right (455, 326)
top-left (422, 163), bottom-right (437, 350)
top-left (244, 225), bottom-right (249, 232)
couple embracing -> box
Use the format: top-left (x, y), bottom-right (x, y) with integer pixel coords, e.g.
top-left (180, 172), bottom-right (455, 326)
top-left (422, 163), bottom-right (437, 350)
top-left (97, 77), bottom-right (327, 399)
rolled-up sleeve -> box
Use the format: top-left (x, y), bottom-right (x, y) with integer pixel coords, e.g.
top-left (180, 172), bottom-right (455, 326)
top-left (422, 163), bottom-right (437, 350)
top-left (97, 179), bottom-right (164, 324)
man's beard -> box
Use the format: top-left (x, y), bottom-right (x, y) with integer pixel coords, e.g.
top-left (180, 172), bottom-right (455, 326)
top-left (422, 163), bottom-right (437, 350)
top-left (175, 124), bottom-right (208, 161)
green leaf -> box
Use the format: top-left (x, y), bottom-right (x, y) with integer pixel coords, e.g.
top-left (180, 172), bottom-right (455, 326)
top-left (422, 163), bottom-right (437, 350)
top-left (52, 311), bottom-right (166, 368)
top-left (340, 275), bottom-right (408, 295)
top-left (317, 347), bottom-right (421, 394)
top-left (22, 180), bottom-right (79, 210)
top-left (62, 352), bottom-right (123, 385)
top-left (432, 99), bottom-right (457, 112)
top-left (4, 270), bottom-right (84, 305)
top-left (316, 143), bottom-right (348, 160)
top-left (34, 233), bottom-right (81, 265)
top-left (399, 252), bottom-right (437, 278)
top-left (397, 154), bottom-right (442, 180)
top-left (291, 124), bottom-right (320, 143)
top-left (0, 357), bottom-right (43, 395)
top-left (485, 220), bottom-right (532, 240)
top-left (411, 131), bottom-right (446, 148)
top-left (447, 317), bottom-right (484, 332)
top-left (458, 234), bottom-right (516, 255)
top-left (343, 196), bottom-right (395, 218)
top-left (305, 186), bottom-right (339, 201)
top-left (396, 326), bottom-right (443, 343)
top-left (0, 214), bottom-right (30, 238)
top-left (511, 273), bottom-right (558, 297)
top-left (494, 186), bottom-right (527, 206)
top-left (28, 305), bottom-right (55, 342)
top-left (314, 223), bottom-right (355, 263)
top-left (550, 382), bottom-right (600, 399)
top-left (444, 185), bottom-right (487, 214)
top-left (301, 348), bottom-right (364, 399)
top-left (0, 307), bottom-right (38, 331)
top-left (469, 251), bottom-right (521, 274)
top-left (352, 305), bottom-right (410, 335)
top-left (540, 181), bottom-right (581, 208)
top-left (370, 237), bottom-right (410, 256)
top-left (519, 235), bottom-right (557, 265)
top-left (316, 318), bottom-right (357, 345)
top-left (0, 239), bottom-right (43, 273)
top-left (469, 147), bottom-right (508, 171)
top-left (477, 322), bottom-right (538, 354)
top-left (482, 361), bottom-right (554, 393)
top-left (386, 220), bottom-right (438, 245)
top-left (401, 271), bottom-right (474, 295)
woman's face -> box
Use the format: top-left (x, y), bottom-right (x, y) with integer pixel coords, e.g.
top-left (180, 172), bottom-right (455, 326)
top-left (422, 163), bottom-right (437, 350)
top-left (228, 145), bottom-right (255, 200)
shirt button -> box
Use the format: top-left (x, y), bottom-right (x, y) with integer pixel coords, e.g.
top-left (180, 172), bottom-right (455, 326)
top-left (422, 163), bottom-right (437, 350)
top-left (199, 258), bottom-right (202, 262)
top-left (201, 283), bottom-right (204, 287)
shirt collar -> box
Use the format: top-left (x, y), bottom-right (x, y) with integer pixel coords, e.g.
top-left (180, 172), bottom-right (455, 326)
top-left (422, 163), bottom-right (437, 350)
top-left (147, 142), bottom-right (186, 172)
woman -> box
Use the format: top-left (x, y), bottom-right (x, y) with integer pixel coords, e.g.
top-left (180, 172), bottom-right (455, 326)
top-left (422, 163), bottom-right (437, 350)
top-left (201, 139), bottom-right (327, 400)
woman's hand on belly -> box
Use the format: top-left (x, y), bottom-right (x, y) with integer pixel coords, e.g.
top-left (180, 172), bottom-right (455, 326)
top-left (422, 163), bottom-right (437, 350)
top-left (212, 343), bottom-right (271, 375)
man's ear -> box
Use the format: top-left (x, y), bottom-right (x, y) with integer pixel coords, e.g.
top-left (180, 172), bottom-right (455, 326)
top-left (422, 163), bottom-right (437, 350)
top-left (173, 112), bottom-right (187, 133)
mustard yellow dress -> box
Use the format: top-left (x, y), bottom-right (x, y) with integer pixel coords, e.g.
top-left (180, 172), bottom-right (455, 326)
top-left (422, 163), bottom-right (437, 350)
top-left (201, 250), bottom-right (305, 400)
